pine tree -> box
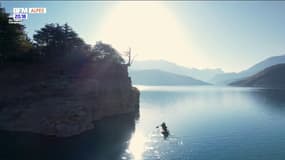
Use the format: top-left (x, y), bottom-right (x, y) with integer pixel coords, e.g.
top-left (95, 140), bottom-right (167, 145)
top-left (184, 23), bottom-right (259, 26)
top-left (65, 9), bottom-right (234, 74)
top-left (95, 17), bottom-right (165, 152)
top-left (33, 23), bottom-right (86, 58)
top-left (0, 5), bottom-right (32, 62)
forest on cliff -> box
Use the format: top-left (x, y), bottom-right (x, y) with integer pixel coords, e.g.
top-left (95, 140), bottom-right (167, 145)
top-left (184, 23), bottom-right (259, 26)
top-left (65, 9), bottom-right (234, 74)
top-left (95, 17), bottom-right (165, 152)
top-left (0, 6), bottom-right (124, 66)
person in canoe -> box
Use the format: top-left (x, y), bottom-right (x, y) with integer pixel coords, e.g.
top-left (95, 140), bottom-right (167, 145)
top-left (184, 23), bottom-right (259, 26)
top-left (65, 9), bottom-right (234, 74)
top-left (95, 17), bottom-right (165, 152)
top-left (156, 122), bottom-right (170, 139)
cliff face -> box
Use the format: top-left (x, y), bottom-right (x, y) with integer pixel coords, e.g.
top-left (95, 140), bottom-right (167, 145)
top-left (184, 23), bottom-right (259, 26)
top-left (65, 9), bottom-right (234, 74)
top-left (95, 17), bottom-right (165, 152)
top-left (0, 60), bottom-right (140, 137)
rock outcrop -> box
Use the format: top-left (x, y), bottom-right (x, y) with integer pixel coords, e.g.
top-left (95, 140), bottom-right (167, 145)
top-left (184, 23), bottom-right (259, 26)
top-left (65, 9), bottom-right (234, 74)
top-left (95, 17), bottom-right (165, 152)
top-left (0, 60), bottom-right (140, 137)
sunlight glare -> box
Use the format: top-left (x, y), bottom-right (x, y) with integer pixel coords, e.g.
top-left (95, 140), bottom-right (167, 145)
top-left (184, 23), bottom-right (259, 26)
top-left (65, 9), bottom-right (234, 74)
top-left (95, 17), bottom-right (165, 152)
top-left (127, 129), bottom-right (147, 160)
top-left (95, 1), bottom-right (207, 68)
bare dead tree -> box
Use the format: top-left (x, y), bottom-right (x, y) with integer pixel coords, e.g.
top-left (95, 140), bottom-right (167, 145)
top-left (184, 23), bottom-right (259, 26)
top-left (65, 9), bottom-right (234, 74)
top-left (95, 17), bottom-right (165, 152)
top-left (124, 47), bottom-right (137, 67)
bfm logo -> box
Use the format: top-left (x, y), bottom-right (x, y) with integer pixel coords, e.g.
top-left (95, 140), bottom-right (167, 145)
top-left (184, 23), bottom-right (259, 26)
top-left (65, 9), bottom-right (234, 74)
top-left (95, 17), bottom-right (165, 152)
top-left (13, 8), bottom-right (46, 21)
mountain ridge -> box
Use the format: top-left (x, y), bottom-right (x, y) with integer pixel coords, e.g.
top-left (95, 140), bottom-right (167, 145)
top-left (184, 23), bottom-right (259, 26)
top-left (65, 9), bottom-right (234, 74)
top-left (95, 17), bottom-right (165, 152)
top-left (130, 59), bottom-right (223, 82)
top-left (129, 69), bottom-right (210, 86)
top-left (212, 54), bottom-right (285, 84)
top-left (230, 63), bottom-right (285, 88)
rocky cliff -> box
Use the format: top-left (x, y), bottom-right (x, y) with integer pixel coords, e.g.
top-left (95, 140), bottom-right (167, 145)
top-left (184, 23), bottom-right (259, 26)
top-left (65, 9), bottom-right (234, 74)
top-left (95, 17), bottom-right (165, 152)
top-left (0, 60), bottom-right (140, 137)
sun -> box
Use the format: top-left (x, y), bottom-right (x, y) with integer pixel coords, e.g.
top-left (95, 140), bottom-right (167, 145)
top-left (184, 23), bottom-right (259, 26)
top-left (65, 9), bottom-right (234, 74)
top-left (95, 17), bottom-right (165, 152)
top-left (95, 1), bottom-right (204, 68)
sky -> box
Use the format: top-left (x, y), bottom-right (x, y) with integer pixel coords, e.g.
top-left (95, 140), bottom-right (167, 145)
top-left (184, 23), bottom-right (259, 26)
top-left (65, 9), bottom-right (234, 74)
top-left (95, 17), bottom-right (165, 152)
top-left (2, 1), bottom-right (285, 72)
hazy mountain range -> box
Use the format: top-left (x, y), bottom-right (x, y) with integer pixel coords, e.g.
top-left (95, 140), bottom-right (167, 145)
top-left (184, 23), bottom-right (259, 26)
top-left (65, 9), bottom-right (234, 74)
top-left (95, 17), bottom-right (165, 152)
top-left (129, 55), bottom-right (285, 86)
top-left (212, 55), bottom-right (285, 84)
top-left (129, 69), bottom-right (209, 86)
top-left (230, 63), bottom-right (285, 88)
top-left (130, 60), bottom-right (223, 82)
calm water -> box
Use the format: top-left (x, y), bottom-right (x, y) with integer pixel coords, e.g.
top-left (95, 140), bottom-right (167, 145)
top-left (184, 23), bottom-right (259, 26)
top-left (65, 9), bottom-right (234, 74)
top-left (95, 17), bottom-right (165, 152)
top-left (1, 86), bottom-right (285, 160)
top-left (123, 86), bottom-right (285, 160)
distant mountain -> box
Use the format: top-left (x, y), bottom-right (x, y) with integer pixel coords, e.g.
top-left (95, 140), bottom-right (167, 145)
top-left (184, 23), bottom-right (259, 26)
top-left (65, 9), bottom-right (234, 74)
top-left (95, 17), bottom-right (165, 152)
top-left (230, 64), bottom-right (285, 88)
top-left (130, 60), bottom-right (223, 82)
top-left (129, 69), bottom-right (210, 86)
top-left (212, 55), bottom-right (285, 84)
top-left (211, 72), bottom-right (239, 85)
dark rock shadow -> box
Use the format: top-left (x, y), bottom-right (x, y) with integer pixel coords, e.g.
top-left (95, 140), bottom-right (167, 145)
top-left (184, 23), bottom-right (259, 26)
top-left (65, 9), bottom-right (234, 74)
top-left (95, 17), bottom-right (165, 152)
top-left (0, 112), bottom-right (139, 160)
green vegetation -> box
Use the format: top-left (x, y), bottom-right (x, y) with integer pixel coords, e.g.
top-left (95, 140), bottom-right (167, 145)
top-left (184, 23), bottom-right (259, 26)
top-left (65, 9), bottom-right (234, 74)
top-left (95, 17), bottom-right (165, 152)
top-left (0, 6), bottom-right (124, 65)
top-left (33, 23), bottom-right (87, 56)
top-left (92, 41), bottom-right (125, 64)
top-left (0, 7), bottom-right (33, 62)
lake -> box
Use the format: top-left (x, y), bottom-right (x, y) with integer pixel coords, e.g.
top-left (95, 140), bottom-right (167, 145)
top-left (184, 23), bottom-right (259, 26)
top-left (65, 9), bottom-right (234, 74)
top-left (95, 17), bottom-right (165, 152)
top-left (122, 86), bottom-right (285, 160)
top-left (1, 86), bottom-right (285, 160)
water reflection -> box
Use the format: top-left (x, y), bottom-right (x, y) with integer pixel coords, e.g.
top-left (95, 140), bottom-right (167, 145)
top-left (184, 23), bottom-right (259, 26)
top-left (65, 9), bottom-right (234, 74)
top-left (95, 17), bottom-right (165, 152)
top-left (123, 129), bottom-right (147, 160)
top-left (123, 126), bottom-right (184, 160)
top-left (134, 86), bottom-right (285, 160)
top-left (2, 86), bottom-right (285, 160)
top-left (0, 112), bottom-right (138, 160)
top-left (141, 91), bottom-right (190, 107)
top-left (139, 86), bottom-right (256, 108)
top-left (255, 89), bottom-right (285, 105)
top-left (249, 89), bottom-right (285, 114)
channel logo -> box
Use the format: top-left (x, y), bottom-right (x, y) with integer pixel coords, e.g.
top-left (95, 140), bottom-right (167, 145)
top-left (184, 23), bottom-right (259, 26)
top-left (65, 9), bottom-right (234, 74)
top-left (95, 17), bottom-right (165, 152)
top-left (9, 7), bottom-right (47, 24)
top-left (13, 8), bottom-right (47, 14)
